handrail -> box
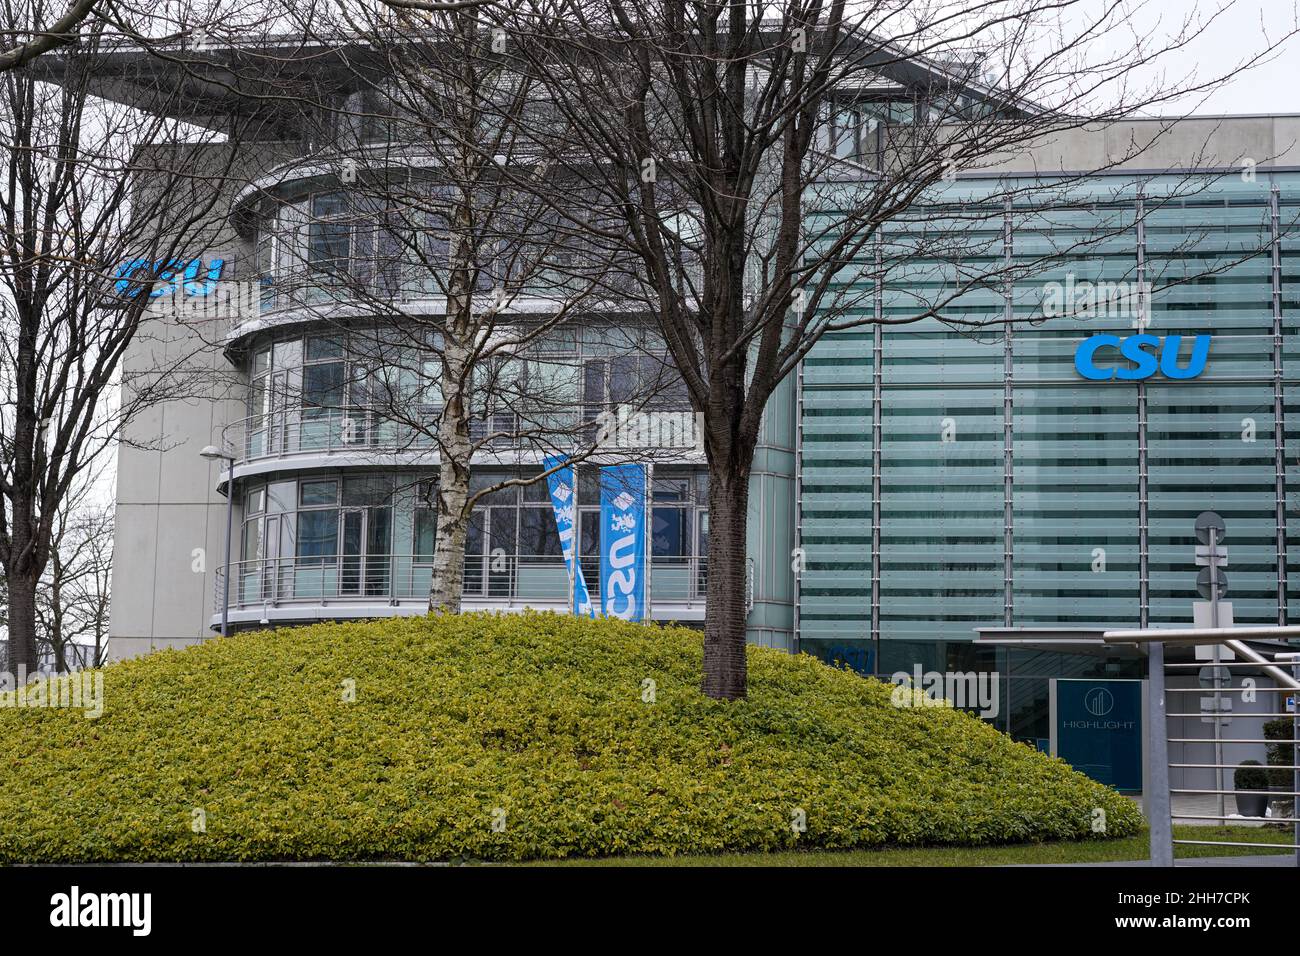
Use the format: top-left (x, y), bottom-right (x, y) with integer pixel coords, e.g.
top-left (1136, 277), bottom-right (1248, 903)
top-left (217, 401), bottom-right (699, 467)
top-left (1102, 624), bottom-right (1300, 691)
top-left (212, 553), bottom-right (707, 612)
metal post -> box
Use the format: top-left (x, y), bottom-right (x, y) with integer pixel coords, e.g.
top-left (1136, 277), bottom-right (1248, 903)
top-left (1270, 184), bottom-right (1288, 625)
top-left (1002, 199), bottom-right (1014, 629)
top-left (1147, 640), bottom-right (1174, 866)
top-left (1284, 653), bottom-right (1300, 868)
top-left (1208, 526), bottom-right (1224, 825)
top-left (220, 457), bottom-right (234, 637)
top-left (567, 460), bottom-right (579, 616)
top-left (870, 235), bottom-right (882, 674)
top-left (644, 462), bottom-right (653, 621)
top-left (1135, 190), bottom-right (1149, 629)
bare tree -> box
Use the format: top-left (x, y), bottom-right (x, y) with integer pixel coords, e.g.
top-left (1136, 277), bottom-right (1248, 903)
top-left (485, 0), bottom-right (1298, 698)
top-left (0, 0), bottom-right (100, 73)
top-left (233, 1), bottom-right (684, 614)
top-left (35, 465), bottom-right (112, 671)
top-left (0, 8), bottom-right (269, 674)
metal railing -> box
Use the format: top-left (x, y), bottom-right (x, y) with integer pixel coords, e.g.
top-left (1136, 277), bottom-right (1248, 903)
top-left (213, 553), bottom-right (707, 614)
top-left (251, 266), bottom-right (654, 321)
top-left (1104, 626), bottom-right (1300, 866)
top-left (220, 403), bottom-right (698, 467)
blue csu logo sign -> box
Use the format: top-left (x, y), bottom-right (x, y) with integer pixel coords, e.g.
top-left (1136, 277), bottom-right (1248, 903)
top-left (1074, 333), bottom-right (1211, 381)
top-left (114, 257), bottom-right (224, 298)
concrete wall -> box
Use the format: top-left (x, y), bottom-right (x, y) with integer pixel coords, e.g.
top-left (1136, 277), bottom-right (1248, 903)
top-left (108, 295), bottom-right (247, 660)
top-left (107, 147), bottom-right (268, 660)
top-left (977, 115), bottom-right (1300, 175)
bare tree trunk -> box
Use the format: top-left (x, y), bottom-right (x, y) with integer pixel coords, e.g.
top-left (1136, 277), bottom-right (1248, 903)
top-left (6, 568), bottom-right (39, 675)
top-left (428, 340), bottom-right (473, 613)
top-left (701, 456), bottom-right (752, 700)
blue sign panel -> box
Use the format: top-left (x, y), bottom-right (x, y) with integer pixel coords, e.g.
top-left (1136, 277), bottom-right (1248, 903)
top-left (114, 257), bottom-right (224, 298)
top-left (1055, 679), bottom-right (1144, 792)
top-left (1074, 333), bottom-right (1211, 381)
top-left (598, 464), bottom-right (648, 622)
top-left (542, 455), bottom-right (594, 618)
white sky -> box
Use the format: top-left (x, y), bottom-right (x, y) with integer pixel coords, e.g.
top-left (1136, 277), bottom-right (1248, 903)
top-left (1095, 0), bottom-right (1300, 116)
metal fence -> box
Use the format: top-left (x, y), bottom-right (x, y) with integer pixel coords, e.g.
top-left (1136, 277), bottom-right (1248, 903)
top-left (214, 553), bottom-right (706, 613)
top-left (1104, 626), bottom-right (1300, 866)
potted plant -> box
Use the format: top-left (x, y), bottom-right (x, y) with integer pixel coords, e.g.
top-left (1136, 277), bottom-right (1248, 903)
top-left (1234, 760), bottom-right (1270, 817)
top-left (1264, 717), bottom-right (1296, 820)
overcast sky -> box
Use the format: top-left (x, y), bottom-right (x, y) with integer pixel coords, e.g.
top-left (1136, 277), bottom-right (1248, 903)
top-left (1115, 0), bottom-right (1300, 116)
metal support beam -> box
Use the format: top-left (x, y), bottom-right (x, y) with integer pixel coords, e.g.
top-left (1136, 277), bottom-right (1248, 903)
top-left (1270, 184), bottom-right (1289, 624)
top-left (1135, 190), bottom-right (1150, 627)
top-left (1002, 200), bottom-right (1014, 628)
top-left (871, 235), bottom-right (883, 669)
top-left (1147, 641), bottom-right (1174, 866)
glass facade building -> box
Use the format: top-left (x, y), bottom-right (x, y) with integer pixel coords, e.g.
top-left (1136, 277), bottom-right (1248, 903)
top-left (88, 38), bottom-right (1296, 756)
top-left (795, 171), bottom-right (1299, 743)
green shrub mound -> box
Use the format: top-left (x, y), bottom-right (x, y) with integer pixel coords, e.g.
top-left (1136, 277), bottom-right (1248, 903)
top-left (0, 612), bottom-right (1142, 861)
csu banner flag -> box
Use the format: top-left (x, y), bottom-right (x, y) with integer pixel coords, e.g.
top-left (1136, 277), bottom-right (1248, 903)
top-left (599, 464), bottom-right (649, 621)
top-left (542, 455), bottom-right (594, 617)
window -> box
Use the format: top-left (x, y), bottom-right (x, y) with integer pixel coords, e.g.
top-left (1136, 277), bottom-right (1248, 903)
top-left (297, 510), bottom-right (339, 563)
top-left (299, 480), bottom-right (338, 506)
top-left (343, 475), bottom-right (393, 507)
top-left (306, 336), bottom-right (345, 362)
top-left (414, 509), bottom-right (437, 562)
top-left (266, 481), bottom-right (296, 514)
top-left (241, 519), bottom-right (263, 562)
top-left (652, 508), bottom-right (689, 557)
top-left (522, 476), bottom-right (550, 503)
top-left (582, 355), bottom-right (684, 410)
top-left (652, 478), bottom-right (691, 557)
top-left (519, 506), bottom-right (560, 557)
top-left (308, 193), bottom-right (351, 275)
top-left (303, 362), bottom-right (345, 410)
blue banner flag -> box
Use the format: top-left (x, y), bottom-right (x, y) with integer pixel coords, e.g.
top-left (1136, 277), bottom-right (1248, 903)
top-left (542, 455), bottom-right (594, 617)
top-left (599, 464), bottom-right (649, 621)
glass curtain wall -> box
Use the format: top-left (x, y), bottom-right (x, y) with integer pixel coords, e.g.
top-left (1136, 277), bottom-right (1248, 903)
top-left (796, 172), bottom-right (1299, 742)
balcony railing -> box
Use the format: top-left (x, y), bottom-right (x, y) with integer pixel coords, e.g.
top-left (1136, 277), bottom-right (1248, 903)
top-left (253, 267), bottom-right (651, 320)
top-left (220, 403), bottom-right (698, 467)
top-left (213, 553), bottom-right (707, 616)
top-left (224, 406), bottom-right (443, 465)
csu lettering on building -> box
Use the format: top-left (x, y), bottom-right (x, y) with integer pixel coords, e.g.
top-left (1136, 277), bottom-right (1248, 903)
top-left (1073, 333), bottom-right (1212, 381)
top-left (113, 257), bottom-right (225, 298)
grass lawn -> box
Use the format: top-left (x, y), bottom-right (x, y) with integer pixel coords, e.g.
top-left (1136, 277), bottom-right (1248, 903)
top-left (526, 826), bottom-right (1297, 866)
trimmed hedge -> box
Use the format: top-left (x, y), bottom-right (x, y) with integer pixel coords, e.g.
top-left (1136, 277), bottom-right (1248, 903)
top-left (0, 612), bottom-right (1142, 861)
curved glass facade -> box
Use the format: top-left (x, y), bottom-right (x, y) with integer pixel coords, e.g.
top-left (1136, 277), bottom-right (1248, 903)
top-left (222, 467), bottom-right (709, 617)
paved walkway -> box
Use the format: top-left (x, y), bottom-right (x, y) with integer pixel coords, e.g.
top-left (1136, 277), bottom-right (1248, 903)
top-left (1169, 793), bottom-right (1286, 827)
top-left (1033, 854), bottom-right (1296, 867)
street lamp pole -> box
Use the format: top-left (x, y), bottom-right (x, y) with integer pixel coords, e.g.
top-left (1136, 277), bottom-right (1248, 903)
top-left (199, 445), bottom-right (235, 637)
